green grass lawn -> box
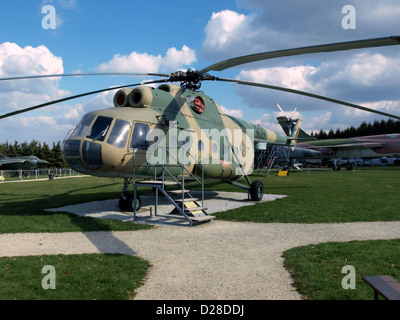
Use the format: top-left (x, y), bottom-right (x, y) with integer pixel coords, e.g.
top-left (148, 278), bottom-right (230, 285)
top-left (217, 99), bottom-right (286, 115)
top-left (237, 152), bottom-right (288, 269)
top-left (0, 176), bottom-right (152, 233)
top-left (1, 169), bottom-right (399, 232)
top-left (0, 169), bottom-right (399, 300)
top-left (0, 177), bottom-right (154, 300)
top-left (0, 254), bottom-right (150, 300)
top-left (211, 168), bottom-right (400, 223)
top-left (283, 239), bottom-right (400, 300)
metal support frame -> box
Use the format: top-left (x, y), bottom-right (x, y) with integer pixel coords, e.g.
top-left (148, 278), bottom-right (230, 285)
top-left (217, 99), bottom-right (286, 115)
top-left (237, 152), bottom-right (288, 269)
top-left (132, 147), bottom-right (207, 226)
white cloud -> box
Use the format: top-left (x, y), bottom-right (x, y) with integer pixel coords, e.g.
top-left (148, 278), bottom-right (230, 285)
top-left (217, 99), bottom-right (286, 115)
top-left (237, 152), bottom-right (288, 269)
top-left (249, 113), bottom-right (284, 134)
top-left (1, 115), bottom-right (73, 144)
top-left (162, 46), bottom-right (197, 71)
top-left (235, 50), bottom-right (400, 114)
top-left (0, 42), bottom-right (69, 113)
top-left (307, 112), bottom-right (333, 132)
top-left (0, 42), bottom-right (63, 78)
top-left (220, 105), bottom-right (243, 118)
top-left (203, 10), bottom-right (260, 59)
top-left (204, 10), bottom-right (254, 49)
top-left (20, 115), bottom-right (57, 128)
top-left (97, 52), bottom-right (162, 74)
top-left (96, 45), bottom-right (197, 74)
top-left (239, 66), bottom-right (318, 92)
top-left (0, 42), bottom-right (77, 143)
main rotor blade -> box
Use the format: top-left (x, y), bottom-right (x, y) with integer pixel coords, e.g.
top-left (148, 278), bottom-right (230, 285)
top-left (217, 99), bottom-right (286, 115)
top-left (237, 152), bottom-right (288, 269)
top-left (216, 77), bottom-right (400, 120)
top-left (0, 79), bottom-right (168, 119)
top-left (0, 72), bottom-right (170, 81)
top-left (200, 36), bottom-right (400, 73)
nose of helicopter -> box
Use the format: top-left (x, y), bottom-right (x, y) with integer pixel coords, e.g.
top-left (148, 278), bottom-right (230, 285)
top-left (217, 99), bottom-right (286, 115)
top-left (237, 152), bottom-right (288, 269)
top-left (62, 113), bottom-right (108, 173)
top-left (62, 111), bottom-right (138, 176)
top-left (62, 138), bottom-right (103, 173)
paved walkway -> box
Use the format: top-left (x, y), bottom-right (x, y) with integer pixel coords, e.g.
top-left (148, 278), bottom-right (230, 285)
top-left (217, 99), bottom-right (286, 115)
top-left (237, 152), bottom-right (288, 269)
top-left (1, 220), bottom-right (399, 300)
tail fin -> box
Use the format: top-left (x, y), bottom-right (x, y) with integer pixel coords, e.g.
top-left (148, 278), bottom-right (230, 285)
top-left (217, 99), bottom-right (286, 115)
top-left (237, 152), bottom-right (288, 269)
top-left (277, 116), bottom-right (315, 144)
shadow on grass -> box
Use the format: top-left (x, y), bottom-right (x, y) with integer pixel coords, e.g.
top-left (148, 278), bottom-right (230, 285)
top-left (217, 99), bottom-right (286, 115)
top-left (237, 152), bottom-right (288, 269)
top-left (0, 179), bottom-right (152, 234)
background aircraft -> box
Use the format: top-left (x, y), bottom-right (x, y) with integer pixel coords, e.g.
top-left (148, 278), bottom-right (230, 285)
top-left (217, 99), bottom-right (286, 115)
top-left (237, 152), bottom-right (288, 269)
top-left (277, 115), bottom-right (400, 170)
top-left (254, 145), bottom-right (321, 170)
top-left (0, 154), bottom-right (49, 170)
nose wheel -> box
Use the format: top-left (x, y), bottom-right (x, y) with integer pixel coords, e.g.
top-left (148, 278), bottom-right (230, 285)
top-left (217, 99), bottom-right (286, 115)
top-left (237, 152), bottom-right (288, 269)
top-left (119, 178), bottom-right (141, 212)
top-left (249, 180), bottom-right (264, 201)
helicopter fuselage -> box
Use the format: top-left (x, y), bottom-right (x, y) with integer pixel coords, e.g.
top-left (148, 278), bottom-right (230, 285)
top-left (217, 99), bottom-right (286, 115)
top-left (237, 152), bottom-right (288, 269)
top-left (62, 84), bottom-right (289, 181)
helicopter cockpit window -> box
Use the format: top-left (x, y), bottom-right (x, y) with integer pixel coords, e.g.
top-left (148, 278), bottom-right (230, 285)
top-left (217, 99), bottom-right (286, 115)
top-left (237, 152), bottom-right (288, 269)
top-left (107, 119), bottom-right (130, 149)
top-left (86, 116), bottom-right (113, 142)
top-left (188, 96), bottom-right (205, 114)
top-left (69, 114), bottom-right (95, 138)
top-left (130, 122), bottom-right (150, 150)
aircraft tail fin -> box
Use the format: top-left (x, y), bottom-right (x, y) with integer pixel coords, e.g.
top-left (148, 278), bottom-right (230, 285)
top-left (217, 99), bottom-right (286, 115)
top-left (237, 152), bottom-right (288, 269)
top-left (276, 103), bottom-right (315, 143)
top-left (277, 116), bottom-right (315, 143)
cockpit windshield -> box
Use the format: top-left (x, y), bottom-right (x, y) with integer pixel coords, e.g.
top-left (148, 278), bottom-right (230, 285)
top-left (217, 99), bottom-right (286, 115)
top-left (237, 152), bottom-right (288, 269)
top-left (69, 114), bottom-right (95, 138)
top-left (86, 116), bottom-right (113, 141)
top-left (107, 119), bottom-right (130, 148)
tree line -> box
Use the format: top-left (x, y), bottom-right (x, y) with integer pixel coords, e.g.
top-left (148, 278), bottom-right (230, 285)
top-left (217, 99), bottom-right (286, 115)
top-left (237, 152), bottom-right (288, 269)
top-left (311, 119), bottom-right (400, 140)
top-left (0, 140), bottom-right (65, 167)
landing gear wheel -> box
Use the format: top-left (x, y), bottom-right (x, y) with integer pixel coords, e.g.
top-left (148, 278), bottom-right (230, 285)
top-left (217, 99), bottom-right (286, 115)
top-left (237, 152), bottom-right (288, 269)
top-left (127, 195), bottom-right (141, 212)
top-left (250, 180), bottom-right (264, 201)
top-left (118, 195), bottom-right (141, 212)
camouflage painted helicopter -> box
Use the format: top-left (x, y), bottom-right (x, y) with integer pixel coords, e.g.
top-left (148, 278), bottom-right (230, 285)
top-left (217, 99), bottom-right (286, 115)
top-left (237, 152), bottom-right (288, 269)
top-left (1, 36), bottom-right (400, 220)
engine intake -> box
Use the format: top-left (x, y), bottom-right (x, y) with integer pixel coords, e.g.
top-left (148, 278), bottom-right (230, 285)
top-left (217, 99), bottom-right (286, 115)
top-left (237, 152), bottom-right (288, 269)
top-left (113, 88), bottom-right (133, 107)
top-left (113, 86), bottom-right (154, 108)
top-left (128, 86), bottom-right (153, 108)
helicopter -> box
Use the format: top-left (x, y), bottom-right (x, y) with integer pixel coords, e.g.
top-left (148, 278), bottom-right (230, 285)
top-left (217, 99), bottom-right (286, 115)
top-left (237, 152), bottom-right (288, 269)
top-left (1, 36), bottom-right (400, 223)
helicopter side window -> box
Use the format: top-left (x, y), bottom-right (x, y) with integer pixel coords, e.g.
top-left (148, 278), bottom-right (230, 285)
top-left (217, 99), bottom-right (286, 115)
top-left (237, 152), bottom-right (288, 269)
top-left (69, 115), bottom-right (95, 138)
top-left (86, 116), bottom-right (113, 142)
top-left (130, 122), bottom-right (150, 150)
top-left (107, 119), bottom-right (130, 148)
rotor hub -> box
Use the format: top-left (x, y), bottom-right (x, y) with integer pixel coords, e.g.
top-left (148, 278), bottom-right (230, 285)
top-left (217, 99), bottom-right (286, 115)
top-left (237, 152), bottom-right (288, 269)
top-left (168, 70), bottom-right (216, 90)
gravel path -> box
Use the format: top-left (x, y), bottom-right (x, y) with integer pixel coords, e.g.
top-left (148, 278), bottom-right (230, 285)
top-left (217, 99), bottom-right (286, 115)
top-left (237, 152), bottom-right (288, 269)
top-left (1, 191), bottom-right (399, 300)
top-left (1, 220), bottom-right (399, 300)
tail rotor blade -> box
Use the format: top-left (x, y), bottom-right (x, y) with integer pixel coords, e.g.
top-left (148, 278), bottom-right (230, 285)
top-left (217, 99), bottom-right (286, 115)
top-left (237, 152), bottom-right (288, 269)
top-left (276, 103), bottom-right (285, 114)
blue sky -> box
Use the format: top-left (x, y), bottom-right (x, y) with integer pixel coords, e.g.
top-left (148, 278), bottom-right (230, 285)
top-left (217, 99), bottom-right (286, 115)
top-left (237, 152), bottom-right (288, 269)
top-left (1, 0), bottom-right (400, 144)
